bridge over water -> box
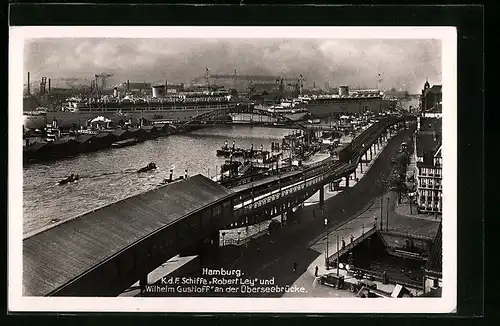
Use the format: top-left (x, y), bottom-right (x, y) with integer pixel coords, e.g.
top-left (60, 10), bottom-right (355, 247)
top-left (179, 103), bottom-right (309, 131)
top-left (23, 116), bottom-right (413, 297)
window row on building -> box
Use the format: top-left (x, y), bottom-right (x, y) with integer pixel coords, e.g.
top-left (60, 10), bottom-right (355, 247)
top-left (418, 166), bottom-right (442, 177)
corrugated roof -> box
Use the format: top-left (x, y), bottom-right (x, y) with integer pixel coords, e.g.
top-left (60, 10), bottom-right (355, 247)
top-left (425, 223), bottom-right (442, 275)
top-left (23, 174), bottom-right (234, 296)
top-left (111, 129), bottom-right (128, 137)
top-left (76, 134), bottom-right (94, 143)
top-left (23, 142), bottom-right (49, 151)
top-left (141, 126), bottom-right (156, 131)
top-left (52, 138), bottom-right (78, 145)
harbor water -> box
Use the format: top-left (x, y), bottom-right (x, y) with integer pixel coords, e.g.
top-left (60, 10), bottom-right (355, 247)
top-left (23, 125), bottom-right (296, 235)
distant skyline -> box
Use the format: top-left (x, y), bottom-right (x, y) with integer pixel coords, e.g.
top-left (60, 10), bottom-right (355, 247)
top-left (24, 38), bottom-right (441, 94)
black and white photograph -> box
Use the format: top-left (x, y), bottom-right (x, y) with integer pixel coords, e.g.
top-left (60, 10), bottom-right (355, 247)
top-left (9, 26), bottom-right (457, 313)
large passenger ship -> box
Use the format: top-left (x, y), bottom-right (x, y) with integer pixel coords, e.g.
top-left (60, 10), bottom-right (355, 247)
top-left (24, 90), bottom-right (234, 129)
top-left (297, 86), bottom-right (391, 118)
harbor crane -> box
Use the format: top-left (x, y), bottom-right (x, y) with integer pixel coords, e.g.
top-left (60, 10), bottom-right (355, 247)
top-left (94, 73), bottom-right (114, 91)
top-left (287, 74), bottom-right (306, 97)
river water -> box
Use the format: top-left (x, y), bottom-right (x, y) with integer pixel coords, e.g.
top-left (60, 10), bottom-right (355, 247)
top-left (23, 126), bottom-right (296, 235)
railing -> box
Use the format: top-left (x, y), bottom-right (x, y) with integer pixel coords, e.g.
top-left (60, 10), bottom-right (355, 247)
top-left (327, 227), bottom-right (378, 263)
top-left (382, 229), bottom-right (434, 241)
top-left (349, 267), bottom-right (424, 290)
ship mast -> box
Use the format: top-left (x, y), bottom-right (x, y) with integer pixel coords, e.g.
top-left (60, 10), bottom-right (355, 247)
top-left (205, 67), bottom-right (210, 90)
top-left (233, 69), bottom-right (237, 90)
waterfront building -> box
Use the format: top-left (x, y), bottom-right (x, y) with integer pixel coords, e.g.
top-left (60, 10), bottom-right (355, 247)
top-left (420, 80), bottom-right (442, 113)
top-left (414, 108), bottom-right (443, 214)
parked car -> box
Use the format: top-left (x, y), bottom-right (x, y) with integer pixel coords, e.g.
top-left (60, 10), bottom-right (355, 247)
top-left (318, 273), bottom-right (345, 289)
top-left (349, 279), bottom-right (377, 293)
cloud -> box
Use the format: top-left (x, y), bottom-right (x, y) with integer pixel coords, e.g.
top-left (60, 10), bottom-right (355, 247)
top-left (24, 38), bottom-right (441, 93)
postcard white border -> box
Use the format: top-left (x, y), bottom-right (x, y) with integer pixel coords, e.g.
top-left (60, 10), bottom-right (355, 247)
top-left (9, 26), bottom-right (457, 313)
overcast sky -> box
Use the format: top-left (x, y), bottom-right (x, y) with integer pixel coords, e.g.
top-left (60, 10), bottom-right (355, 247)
top-left (24, 38), bottom-right (441, 93)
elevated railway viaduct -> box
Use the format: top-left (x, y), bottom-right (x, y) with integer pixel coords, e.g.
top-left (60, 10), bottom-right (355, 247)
top-left (23, 116), bottom-right (414, 297)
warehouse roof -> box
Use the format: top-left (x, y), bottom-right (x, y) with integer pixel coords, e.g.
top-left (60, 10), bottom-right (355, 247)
top-left (23, 175), bottom-right (234, 296)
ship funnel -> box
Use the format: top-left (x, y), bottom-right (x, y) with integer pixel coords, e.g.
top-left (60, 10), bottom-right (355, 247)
top-left (339, 85), bottom-right (349, 96)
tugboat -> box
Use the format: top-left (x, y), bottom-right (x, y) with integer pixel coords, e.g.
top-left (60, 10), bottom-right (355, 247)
top-left (137, 162), bottom-right (157, 173)
top-left (58, 174), bottom-right (80, 185)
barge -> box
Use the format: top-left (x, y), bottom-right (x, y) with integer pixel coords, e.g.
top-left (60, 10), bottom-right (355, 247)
top-left (111, 138), bottom-right (139, 148)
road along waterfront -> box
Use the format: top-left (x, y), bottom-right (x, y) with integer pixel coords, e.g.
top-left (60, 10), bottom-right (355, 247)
top-left (23, 125), bottom-right (295, 235)
top-left (202, 125), bottom-right (416, 297)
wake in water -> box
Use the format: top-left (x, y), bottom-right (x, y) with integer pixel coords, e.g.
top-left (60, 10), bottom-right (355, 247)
top-left (53, 168), bottom-right (140, 182)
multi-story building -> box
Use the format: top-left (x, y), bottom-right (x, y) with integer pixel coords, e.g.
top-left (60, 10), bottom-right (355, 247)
top-left (415, 139), bottom-right (442, 214)
top-left (413, 80), bottom-right (443, 215)
top-left (420, 80), bottom-right (442, 113)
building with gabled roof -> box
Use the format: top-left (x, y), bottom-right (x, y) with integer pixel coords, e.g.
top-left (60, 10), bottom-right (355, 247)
top-left (421, 81), bottom-right (442, 113)
top-left (413, 100), bottom-right (443, 214)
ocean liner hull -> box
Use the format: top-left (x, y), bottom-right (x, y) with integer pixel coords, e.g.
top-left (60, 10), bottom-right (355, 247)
top-left (306, 98), bottom-right (391, 118)
top-left (229, 112), bottom-right (309, 123)
top-left (23, 104), bottom-right (311, 129)
top-left (24, 106), bottom-right (230, 129)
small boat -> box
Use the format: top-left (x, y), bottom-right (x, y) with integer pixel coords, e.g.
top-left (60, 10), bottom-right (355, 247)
top-left (58, 174), bottom-right (80, 185)
top-left (137, 162), bottom-right (157, 173)
top-left (111, 138), bottom-right (138, 148)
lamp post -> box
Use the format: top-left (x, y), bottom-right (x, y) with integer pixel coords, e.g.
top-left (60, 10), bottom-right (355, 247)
top-left (336, 234), bottom-right (340, 276)
top-left (409, 192), bottom-right (414, 215)
top-left (380, 194), bottom-right (383, 230)
top-left (386, 197), bottom-right (390, 231)
top-left (324, 218), bottom-right (329, 269)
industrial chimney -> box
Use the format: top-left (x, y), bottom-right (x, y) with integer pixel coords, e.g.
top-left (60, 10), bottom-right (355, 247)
top-left (127, 80), bottom-right (130, 92)
top-left (339, 85), bottom-right (349, 96)
top-left (27, 72), bottom-right (30, 95)
top-left (48, 78), bottom-right (51, 94)
top-left (165, 79), bottom-right (168, 95)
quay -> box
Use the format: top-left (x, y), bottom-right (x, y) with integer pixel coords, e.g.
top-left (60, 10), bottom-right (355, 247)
top-left (23, 116), bottom-right (413, 296)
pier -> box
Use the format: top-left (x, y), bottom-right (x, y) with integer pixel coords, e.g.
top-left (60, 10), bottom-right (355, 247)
top-left (23, 116), bottom-right (412, 296)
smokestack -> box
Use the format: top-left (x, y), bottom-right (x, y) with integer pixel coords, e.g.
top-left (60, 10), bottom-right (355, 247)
top-left (48, 78), bottom-right (51, 94)
top-left (127, 80), bottom-right (130, 92)
top-left (27, 72), bottom-right (30, 95)
top-left (165, 79), bottom-right (168, 95)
